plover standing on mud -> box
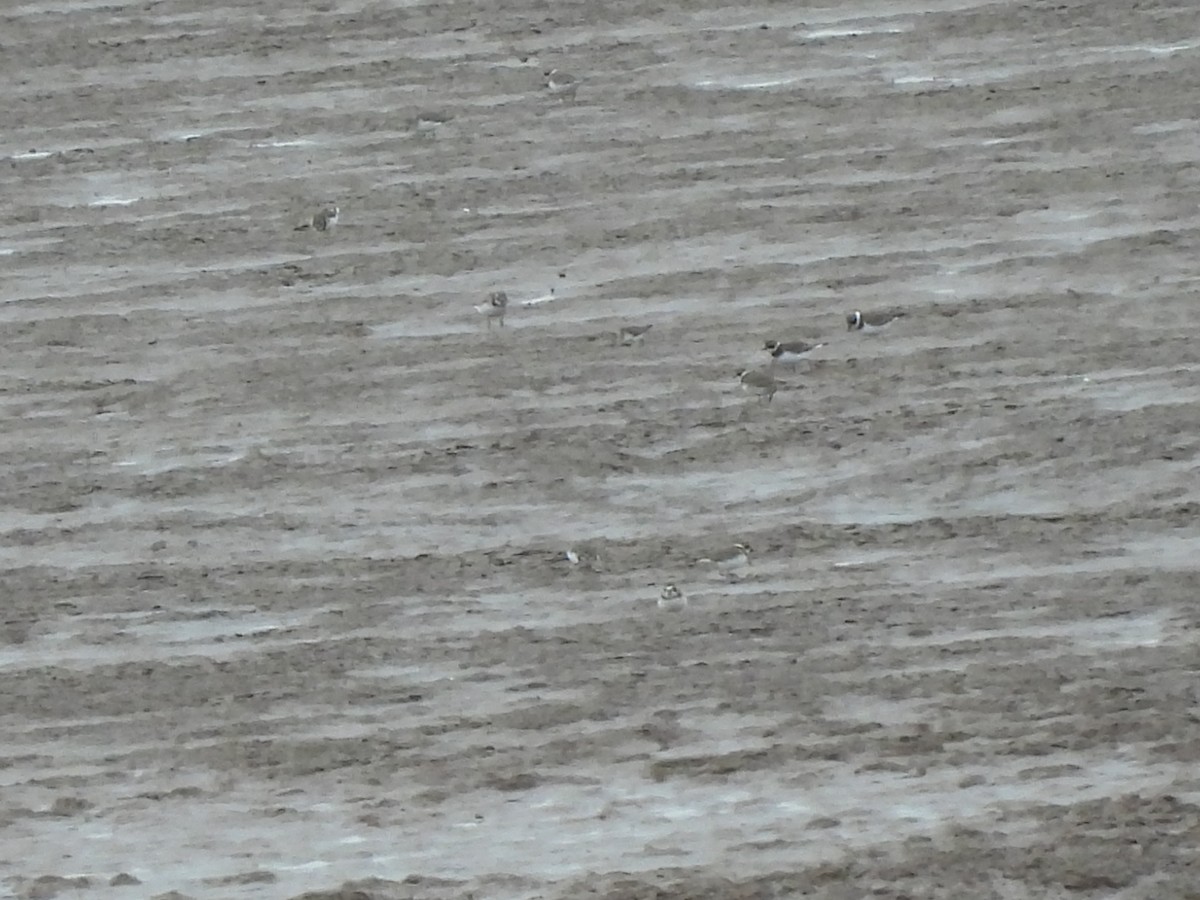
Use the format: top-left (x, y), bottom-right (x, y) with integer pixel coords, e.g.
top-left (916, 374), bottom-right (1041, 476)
top-left (846, 309), bottom-right (904, 332)
top-left (410, 110), bottom-right (453, 135)
top-left (295, 205), bottom-right (339, 232)
top-left (763, 339), bottom-right (826, 366)
top-left (543, 69), bottom-right (579, 100)
top-left (565, 546), bottom-right (603, 571)
top-left (699, 543), bottom-right (752, 580)
top-left (474, 291), bottom-right (509, 329)
top-left (616, 324), bottom-right (653, 346)
top-left (657, 584), bottom-right (688, 610)
top-left (736, 367), bottom-right (778, 403)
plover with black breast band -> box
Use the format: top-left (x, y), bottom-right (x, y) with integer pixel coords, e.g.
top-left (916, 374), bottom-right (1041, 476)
top-left (699, 543), bottom-right (752, 580)
top-left (295, 205), bottom-right (339, 232)
top-left (763, 339), bottom-right (826, 366)
top-left (474, 291), bottom-right (508, 329)
top-left (657, 584), bottom-right (688, 610)
top-left (846, 309), bottom-right (904, 332)
top-left (543, 68), bottom-right (579, 100)
top-left (736, 367), bottom-right (778, 403)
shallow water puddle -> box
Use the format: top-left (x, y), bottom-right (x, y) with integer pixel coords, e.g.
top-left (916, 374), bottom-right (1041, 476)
top-left (0, 608), bottom-right (327, 673)
top-left (886, 609), bottom-right (1173, 652)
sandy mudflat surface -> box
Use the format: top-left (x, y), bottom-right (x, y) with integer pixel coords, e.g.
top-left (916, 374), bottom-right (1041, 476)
top-left (3, 0), bottom-right (1200, 897)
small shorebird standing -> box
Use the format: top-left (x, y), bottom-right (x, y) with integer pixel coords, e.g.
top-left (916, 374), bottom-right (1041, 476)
top-left (736, 367), bottom-right (778, 403)
top-left (543, 69), bottom-right (579, 100)
top-left (657, 584), bottom-right (688, 610)
top-left (410, 110), bottom-right (453, 135)
top-left (846, 309), bottom-right (904, 332)
top-left (616, 324), bottom-right (653, 346)
top-left (699, 543), bottom-right (752, 580)
top-left (474, 291), bottom-right (508, 329)
top-left (565, 546), bottom-right (603, 571)
top-left (763, 339), bottom-right (826, 367)
top-left (295, 205), bottom-right (339, 232)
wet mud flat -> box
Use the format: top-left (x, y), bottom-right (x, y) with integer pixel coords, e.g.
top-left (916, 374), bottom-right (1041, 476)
top-left (2, 0), bottom-right (1200, 897)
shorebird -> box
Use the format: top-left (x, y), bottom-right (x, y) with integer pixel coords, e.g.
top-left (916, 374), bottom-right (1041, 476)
top-left (295, 205), bottom-right (339, 232)
top-left (736, 367), bottom-right (778, 403)
top-left (699, 543), bottom-right (752, 580)
top-left (543, 69), bottom-right (579, 100)
top-left (474, 291), bottom-right (508, 329)
top-left (763, 339), bottom-right (826, 366)
top-left (657, 584), bottom-right (688, 610)
top-left (565, 546), bottom-right (603, 571)
top-left (616, 324), bottom-right (653, 346)
top-left (846, 309), bottom-right (904, 332)
top-left (409, 110), bottom-right (453, 136)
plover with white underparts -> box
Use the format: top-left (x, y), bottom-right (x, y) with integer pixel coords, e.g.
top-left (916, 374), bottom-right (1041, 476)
top-left (736, 367), bottom-right (777, 403)
top-left (657, 584), bottom-right (688, 610)
top-left (410, 110), bottom-right (453, 135)
top-left (474, 291), bottom-right (508, 329)
top-left (543, 69), bottom-right (579, 100)
top-left (699, 543), bottom-right (752, 580)
top-left (846, 309), bottom-right (904, 332)
top-left (763, 339), bottom-right (826, 366)
top-left (616, 324), bottom-right (653, 346)
top-left (295, 205), bottom-right (339, 232)
top-left (565, 546), bottom-right (603, 571)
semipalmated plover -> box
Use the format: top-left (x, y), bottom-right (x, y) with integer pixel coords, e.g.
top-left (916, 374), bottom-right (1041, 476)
top-left (543, 69), bottom-right (579, 100)
top-left (410, 110), bottom-right (453, 134)
top-left (846, 309), bottom-right (904, 332)
top-left (473, 291), bottom-right (508, 329)
top-left (699, 543), bottom-right (752, 579)
top-left (657, 584), bottom-right (688, 610)
top-left (565, 546), bottom-right (603, 570)
top-left (295, 205), bottom-right (339, 232)
top-left (616, 324), bottom-right (653, 346)
top-left (764, 339), bottom-right (826, 366)
top-left (736, 367), bottom-right (777, 403)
